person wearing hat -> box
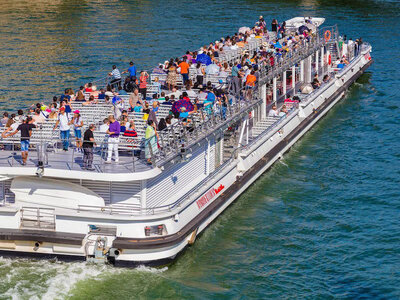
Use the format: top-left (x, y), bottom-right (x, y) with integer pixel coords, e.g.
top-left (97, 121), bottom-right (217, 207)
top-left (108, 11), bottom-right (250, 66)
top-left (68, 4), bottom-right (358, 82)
top-left (69, 110), bottom-right (83, 151)
top-left (53, 106), bottom-right (71, 151)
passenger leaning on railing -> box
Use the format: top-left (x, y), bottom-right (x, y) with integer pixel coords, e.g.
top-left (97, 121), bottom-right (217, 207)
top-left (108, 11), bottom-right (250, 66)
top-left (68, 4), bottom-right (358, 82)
top-left (121, 61), bottom-right (137, 80)
top-left (2, 116), bottom-right (36, 166)
top-left (108, 65), bottom-right (122, 89)
top-left (145, 119), bottom-right (159, 164)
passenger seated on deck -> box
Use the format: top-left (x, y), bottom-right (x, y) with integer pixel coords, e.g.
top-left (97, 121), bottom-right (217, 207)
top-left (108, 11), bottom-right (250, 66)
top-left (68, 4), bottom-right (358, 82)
top-left (323, 75), bottom-right (330, 83)
top-left (32, 108), bottom-right (45, 124)
top-left (129, 88), bottom-right (143, 112)
top-left (300, 84), bottom-right (313, 94)
top-left (279, 105), bottom-right (288, 117)
top-left (48, 106), bottom-right (58, 120)
top-left (337, 59), bottom-right (346, 69)
top-left (85, 82), bottom-right (93, 93)
top-left (1, 112), bottom-right (9, 126)
top-left (268, 105), bottom-right (279, 117)
top-left (82, 95), bottom-right (98, 106)
top-left (161, 96), bottom-right (173, 106)
top-left (75, 86), bottom-right (86, 102)
top-left (311, 78), bottom-right (321, 89)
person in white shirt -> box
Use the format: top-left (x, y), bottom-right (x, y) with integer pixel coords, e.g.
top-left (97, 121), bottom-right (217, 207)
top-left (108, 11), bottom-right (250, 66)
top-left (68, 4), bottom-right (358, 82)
top-left (32, 108), bottom-right (45, 124)
top-left (53, 107), bottom-right (71, 151)
top-left (185, 85), bottom-right (197, 99)
top-left (99, 118), bottom-right (110, 133)
top-left (268, 105), bottom-right (279, 117)
top-left (231, 41), bottom-right (239, 50)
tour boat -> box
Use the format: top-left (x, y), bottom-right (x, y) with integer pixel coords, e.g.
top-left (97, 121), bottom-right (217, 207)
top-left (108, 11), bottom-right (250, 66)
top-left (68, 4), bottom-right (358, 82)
top-left (0, 17), bottom-right (372, 267)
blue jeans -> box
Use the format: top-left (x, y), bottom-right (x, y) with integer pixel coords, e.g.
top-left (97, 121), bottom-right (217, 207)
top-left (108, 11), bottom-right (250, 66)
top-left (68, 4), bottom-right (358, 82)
top-left (182, 73), bottom-right (189, 84)
top-left (21, 140), bottom-right (30, 152)
top-left (60, 130), bottom-right (70, 150)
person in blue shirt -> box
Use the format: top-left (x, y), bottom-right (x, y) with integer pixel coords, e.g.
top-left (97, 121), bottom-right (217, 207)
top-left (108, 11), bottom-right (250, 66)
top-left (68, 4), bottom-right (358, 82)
top-left (337, 59), bottom-right (346, 69)
top-left (98, 88), bottom-right (105, 100)
top-left (122, 61), bottom-right (137, 80)
top-left (60, 88), bottom-right (71, 102)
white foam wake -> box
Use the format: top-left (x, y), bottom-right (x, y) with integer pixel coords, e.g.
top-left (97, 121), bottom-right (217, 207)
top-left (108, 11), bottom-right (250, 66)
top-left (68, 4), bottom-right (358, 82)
top-left (0, 257), bottom-right (168, 299)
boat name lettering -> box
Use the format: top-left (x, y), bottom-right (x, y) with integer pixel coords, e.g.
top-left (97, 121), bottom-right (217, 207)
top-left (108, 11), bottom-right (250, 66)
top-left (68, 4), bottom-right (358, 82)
top-left (196, 184), bottom-right (225, 209)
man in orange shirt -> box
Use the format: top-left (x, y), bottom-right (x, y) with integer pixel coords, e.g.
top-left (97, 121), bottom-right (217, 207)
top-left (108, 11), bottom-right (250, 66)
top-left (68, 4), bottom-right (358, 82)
top-left (245, 70), bottom-right (257, 100)
top-left (179, 56), bottom-right (190, 85)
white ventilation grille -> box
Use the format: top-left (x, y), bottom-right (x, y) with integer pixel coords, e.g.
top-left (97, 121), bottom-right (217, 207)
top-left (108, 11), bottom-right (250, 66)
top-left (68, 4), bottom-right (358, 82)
top-left (111, 181), bottom-right (141, 205)
top-left (146, 142), bottom-right (209, 208)
top-left (66, 179), bottom-right (141, 205)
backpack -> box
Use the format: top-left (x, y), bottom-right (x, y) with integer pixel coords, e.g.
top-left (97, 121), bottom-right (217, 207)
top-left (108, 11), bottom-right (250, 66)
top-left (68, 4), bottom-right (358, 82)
top-left (123, 129), bottom-right (137, 137)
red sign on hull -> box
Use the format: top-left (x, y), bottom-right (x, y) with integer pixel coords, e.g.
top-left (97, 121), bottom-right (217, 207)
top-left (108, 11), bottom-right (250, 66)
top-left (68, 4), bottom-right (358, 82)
top-left (196, 184), bottom-right (225, 210)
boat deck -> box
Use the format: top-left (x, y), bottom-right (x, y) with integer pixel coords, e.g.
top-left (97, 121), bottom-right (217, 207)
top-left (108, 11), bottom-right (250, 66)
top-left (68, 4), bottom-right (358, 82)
top-left (0, 148), bottom-right (151, 173)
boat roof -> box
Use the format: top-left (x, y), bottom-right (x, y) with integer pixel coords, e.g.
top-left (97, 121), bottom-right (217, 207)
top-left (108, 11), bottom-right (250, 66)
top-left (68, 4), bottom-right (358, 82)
top-left (285, 17), bottom-right (325, 28)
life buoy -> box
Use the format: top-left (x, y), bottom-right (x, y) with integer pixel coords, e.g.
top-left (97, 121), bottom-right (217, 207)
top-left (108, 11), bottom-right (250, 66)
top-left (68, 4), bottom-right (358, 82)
top-left (324, 30), bottom-right (331, 42)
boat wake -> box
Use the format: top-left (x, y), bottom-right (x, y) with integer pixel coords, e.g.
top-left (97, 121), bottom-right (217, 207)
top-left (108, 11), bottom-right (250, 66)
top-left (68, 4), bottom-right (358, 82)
top-left (0, 257), bottom-right (167, 299)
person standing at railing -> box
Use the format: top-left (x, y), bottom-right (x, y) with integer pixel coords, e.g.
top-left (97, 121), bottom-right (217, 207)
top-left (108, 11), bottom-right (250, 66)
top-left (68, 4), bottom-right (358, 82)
top-left (53, 107), bottom-right (71, 151)
top-left (139, 71), bottom-right (149, 100)
top-left (121, 61), bottom-right (137, 80)
top-left (145, 119), bottom-right (159, 164)
top-left (2, 116), bottom-right (36, 166)
top-left (166, 60), bottom-right (178, 91)
top-left (105, 115), bottom-right (120, 163)
top-left (82, 124), bottom-right (96, 171)
top-left (108, 65), bottom-right (121, 89)
top-left (271, 19), bottom-right (279, 34)
top-left (179, 56), bottom-right (190, 85)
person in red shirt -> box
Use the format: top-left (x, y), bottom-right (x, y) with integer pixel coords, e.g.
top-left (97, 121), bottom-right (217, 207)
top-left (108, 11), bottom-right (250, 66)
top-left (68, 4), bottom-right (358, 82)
top-left (179, 56), bottom-right (190, 85)
top-left (139, 71), bottom-right (149, 100)
top-left (85, 82), bottom-right (93, 93)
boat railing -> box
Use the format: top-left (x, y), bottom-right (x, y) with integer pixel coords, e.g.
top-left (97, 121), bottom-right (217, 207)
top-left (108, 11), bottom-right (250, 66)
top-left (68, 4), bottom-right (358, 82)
top-left (0, 135), bottom-right (141, 172)
top-left (145, 26), bottom-right (338, 166)
top-left (146, 84), bottom-right (262, 167)
top-left (0, 23), bottom-right (344, 172)
top-left (246, 43), bottom-right (368, 151)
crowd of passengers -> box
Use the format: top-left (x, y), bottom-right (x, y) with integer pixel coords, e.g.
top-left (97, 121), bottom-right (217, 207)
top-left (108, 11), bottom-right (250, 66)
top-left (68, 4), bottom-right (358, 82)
top-left (0, 17), bottom-right (359, 169)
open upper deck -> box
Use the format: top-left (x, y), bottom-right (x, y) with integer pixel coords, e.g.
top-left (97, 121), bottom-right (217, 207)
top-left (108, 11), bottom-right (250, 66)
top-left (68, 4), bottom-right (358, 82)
top-left (0, 19), bottom-right (357, 179)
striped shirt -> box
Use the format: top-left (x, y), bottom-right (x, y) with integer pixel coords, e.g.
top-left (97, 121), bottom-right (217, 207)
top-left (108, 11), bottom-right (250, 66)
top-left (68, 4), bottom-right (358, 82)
top-left (111, 68), bottom-right (121, 79)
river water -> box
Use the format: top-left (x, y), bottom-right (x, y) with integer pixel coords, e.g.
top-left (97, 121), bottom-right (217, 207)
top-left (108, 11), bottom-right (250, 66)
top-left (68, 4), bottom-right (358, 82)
top-left (0, 0), bottom-right (399, 299)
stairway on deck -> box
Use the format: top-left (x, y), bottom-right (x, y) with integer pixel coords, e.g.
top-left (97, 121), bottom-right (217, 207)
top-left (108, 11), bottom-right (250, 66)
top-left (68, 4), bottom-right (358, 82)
top-left (252, 116), bottom-right (281, 136)
top-left (223, 129), bottom-right (237, 162)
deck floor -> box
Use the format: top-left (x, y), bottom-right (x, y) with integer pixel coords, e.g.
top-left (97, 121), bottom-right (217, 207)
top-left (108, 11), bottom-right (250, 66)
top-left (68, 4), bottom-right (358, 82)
top-left (0, 148), bottom-right (152, 173)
